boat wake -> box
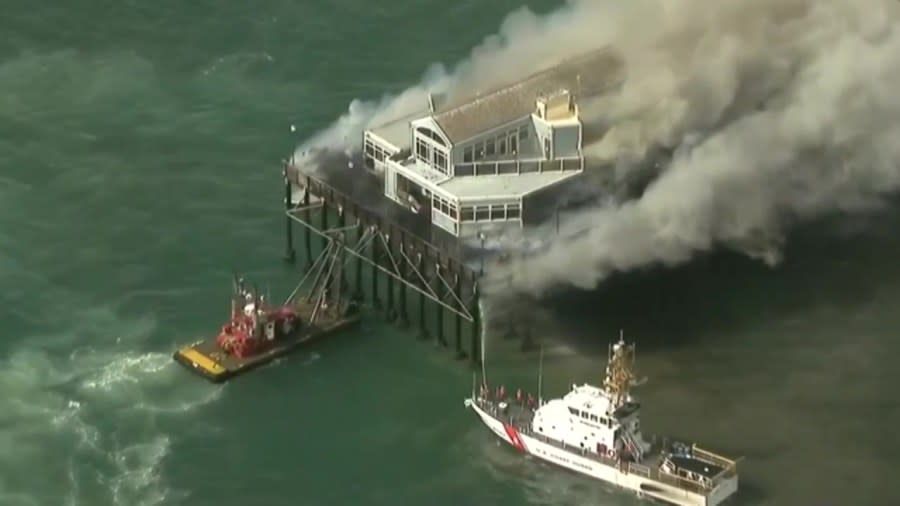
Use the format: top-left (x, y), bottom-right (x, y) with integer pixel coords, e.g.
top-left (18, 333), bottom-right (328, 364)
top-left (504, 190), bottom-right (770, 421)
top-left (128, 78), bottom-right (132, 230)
top-left (0, 307), bottom-right (221, 506)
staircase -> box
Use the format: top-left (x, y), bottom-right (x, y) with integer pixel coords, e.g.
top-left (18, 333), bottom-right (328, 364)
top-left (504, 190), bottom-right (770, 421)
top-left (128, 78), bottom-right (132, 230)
top-left (621, 431), bottom-right (644, 462)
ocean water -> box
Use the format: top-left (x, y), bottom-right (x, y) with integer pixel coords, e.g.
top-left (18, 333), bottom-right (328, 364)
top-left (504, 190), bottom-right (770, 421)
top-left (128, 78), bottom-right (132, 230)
top-left (1, 2), bottom-right (898, 506)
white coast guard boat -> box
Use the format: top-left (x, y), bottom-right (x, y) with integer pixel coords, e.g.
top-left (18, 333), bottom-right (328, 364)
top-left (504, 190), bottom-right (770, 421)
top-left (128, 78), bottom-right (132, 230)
top-left (464, 333), bottom-right (740, 506)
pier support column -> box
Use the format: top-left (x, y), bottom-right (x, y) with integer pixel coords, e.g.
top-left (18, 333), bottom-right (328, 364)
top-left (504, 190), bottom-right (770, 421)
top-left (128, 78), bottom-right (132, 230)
top-left (397, 236), bottom-right (409, 328)
top-left (521, 319), bottom-right (536, 351)
top-left (371, 227), bottom-right (381, 311)
top-left (319, 198), bottom-right (328, 234)
top-left (417, 252), bottom-right (427, 340)
top-left (353, 218), bottom-right (363, 302)
top-left (385, 231), bottom-right (396, 322)
top-left (470, 281), bottom-right (480, 367)
top-left (337, 205), bottom-right (347, 293)
top-left (434, 263), bottom-right (446, 347)
top-left (454, 270), bottom-right (465, 360)
top-left (282, 164), bottom-right (296, 264)
top-left (303, 176), bottom-right (313, 270)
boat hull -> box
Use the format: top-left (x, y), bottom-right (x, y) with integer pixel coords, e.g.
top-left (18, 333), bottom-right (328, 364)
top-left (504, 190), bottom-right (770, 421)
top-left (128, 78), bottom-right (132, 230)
top-left (465, 398), bottom-right (738, 506)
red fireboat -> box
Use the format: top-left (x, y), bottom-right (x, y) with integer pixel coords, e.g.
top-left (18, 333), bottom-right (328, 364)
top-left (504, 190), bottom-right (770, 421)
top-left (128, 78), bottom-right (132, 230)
top-left (215, 282), bottom-right (301, 359)
top-left (173, 274), bottom-right (361, 383)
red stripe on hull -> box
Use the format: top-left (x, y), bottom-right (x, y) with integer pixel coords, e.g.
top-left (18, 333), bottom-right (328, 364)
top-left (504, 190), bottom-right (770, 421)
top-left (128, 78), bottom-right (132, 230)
top-left (503, 424), bottom-right (527, 452)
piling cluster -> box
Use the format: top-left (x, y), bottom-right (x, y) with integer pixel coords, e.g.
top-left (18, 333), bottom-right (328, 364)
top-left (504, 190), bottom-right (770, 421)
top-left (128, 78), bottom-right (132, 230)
top-left (282, 164), bottom-right (483, 364)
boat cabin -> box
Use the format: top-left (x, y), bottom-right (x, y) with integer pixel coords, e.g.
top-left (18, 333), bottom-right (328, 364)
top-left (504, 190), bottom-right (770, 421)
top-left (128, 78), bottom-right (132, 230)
top-left (531, 383), bottom-right (650, 460)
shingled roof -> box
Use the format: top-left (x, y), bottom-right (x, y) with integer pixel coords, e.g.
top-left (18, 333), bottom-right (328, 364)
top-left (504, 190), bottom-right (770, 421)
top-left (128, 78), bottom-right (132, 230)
top-left (432, 49), bottom-right (621, 144)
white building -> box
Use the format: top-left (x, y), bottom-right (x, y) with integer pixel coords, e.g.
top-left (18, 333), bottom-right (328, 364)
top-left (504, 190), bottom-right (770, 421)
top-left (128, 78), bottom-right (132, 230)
top-left (362, 49), bottom-right (616, 238)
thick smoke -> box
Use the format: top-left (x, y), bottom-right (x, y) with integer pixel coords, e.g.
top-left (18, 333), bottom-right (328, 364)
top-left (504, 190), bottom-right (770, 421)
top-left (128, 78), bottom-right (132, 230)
top-left (298, 0), bottom-right (900, 296)
top-left (294, 0), bottom-right (630, 157)
top-left (497, 0), bottom-right (900, 295)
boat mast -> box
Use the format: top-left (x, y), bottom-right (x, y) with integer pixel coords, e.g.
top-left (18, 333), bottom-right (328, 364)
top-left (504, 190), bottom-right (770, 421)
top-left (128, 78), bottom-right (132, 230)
top-left (479, 298), bottom-right (487, 388)
top-left (231, 275), bottom-right (238, 319)
top-left (603, 329), bottom-right (636, 409)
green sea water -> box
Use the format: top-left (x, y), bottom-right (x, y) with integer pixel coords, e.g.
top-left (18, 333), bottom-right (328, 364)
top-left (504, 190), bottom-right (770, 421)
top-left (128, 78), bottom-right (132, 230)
top-left (2, 2), bottom-right (899, 505)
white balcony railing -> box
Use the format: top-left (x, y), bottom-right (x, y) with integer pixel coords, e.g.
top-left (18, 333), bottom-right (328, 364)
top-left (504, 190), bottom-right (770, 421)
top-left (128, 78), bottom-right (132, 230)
top-left (453, 156), bottom-right (583, 177)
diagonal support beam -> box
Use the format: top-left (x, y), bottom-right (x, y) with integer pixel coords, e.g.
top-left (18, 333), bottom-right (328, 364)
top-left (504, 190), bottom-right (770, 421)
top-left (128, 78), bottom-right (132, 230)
top-left (436, 270), bottom-right (473, 320)
top-left (399, 248), bottom-right (439, 300)
top-left (287, 209), bottom-right (473, 321)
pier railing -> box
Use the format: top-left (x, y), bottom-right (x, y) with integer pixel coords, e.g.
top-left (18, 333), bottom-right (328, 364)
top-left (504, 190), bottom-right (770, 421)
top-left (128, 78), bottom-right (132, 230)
top-left (453, 156), bottom-right (583, 177)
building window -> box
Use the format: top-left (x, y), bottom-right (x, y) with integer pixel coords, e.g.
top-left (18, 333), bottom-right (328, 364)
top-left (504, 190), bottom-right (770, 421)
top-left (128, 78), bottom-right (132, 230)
top-left (416, 127), bottom-right (446, 146)
top-left (434, 150), bottom-right (447, 174)
top-left (509, 133), bottom-right (517, 154)
top-left (485, 139), bottom-right (495, 156)
top-left (463, 146), bottom-right (473, 163)
top-left (498, 138), bottom-right (507, 155)
top-left (490, 204), bottom-right (505, 220)
top-left (432, 194), bottom-right (458, 221)
top-left (455, 164), bottom-right (474, 177)
top-left (416, 138), bottom-right (430, 162)
top-left (507, 203), bottom-right (520, 219)
top-left (475, 206), bottom-right (489, 221)
top-left (461, 207), bottom-right (474, 222)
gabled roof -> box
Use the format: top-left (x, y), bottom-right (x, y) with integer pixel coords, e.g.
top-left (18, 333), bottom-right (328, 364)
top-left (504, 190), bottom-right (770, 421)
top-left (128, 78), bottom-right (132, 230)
top-left (432, 48), bottom-right (622, 144)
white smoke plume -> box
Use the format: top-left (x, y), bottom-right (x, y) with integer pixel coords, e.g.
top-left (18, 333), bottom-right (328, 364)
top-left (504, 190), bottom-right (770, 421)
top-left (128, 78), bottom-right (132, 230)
top-left (497, 0), bottom-right (900, 295)
top-left (293, 0), bottom-right (627, 156)
top-left (298, 0), bottom-right (900, 296)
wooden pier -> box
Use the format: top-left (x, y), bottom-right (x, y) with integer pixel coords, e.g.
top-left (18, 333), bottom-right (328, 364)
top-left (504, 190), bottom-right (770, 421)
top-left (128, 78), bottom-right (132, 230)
top-left (281, 156), bottom-right (483, 364)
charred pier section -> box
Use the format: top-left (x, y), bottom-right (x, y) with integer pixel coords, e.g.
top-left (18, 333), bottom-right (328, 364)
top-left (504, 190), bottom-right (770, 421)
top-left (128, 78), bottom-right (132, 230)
top-left (282, 161), bottom-right (482, 364)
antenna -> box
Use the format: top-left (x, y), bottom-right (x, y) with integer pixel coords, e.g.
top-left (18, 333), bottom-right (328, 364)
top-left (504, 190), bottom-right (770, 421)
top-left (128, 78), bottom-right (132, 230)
top-left (479, 298), bottom-right (487, 388)
top-left (537, 344), bottom-right (545, 405)
top-left (480, 317), bottom-right (487, 386)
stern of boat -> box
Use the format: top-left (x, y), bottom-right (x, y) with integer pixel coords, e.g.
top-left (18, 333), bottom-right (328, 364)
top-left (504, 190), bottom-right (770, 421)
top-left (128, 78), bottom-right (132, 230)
top-left (707, 472), bottom-right (738, 506)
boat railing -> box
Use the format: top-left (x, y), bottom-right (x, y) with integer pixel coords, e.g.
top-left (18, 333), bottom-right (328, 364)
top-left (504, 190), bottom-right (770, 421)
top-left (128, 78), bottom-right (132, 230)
top-left (691, 444), bottom-right (739, 480)
top-left (654, 469), bottom-right (711, 495)
top-left (626, 462), bottom-right (651, 478)
top-left (692, 445), bottom-right (738, 470)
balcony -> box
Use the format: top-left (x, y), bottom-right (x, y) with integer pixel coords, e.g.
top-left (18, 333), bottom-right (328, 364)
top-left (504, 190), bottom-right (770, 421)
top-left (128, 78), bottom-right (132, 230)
top-left (453, 156), bottom-right (583, 177)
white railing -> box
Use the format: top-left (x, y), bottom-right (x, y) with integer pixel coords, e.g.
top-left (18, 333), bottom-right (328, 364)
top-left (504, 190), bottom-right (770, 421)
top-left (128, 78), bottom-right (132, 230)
top-left (453, 156), bottom-right (583, 177)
